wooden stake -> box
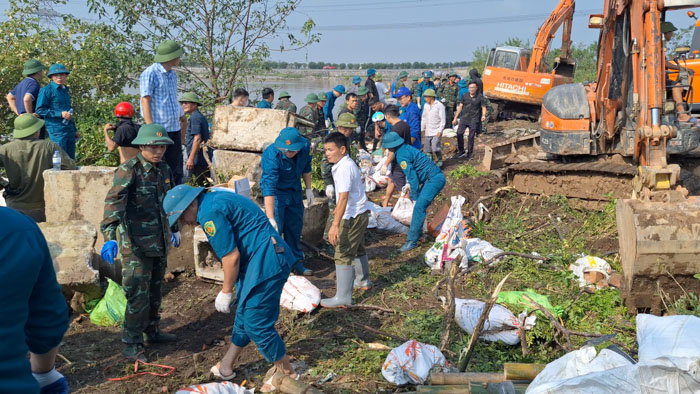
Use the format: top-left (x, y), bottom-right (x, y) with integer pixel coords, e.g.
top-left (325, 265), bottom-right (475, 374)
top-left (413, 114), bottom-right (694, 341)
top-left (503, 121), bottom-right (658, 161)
top-left (523, 294), bottom-right (572, 351)
top-left (458, 273), bottom-right (511, 371)
top-left (439, 260), bottom-right (460, 351)
top-left (430, 372), bottom-right (503, 385)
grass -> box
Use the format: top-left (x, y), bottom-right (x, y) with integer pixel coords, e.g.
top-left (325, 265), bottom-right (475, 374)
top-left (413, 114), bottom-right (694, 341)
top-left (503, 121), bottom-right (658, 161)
top-left (449, 164), bottom-right (488, 180)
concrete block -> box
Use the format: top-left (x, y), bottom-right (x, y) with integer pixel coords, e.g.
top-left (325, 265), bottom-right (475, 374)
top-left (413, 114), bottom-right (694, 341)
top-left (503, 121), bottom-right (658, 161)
top-left (193, 225), bottom-right (224, 282)
top-left (302, 197), bottom-right (329, 246)
top-left (38, 220), bottom-right (99, 290)
top-left (212, 150), bottom-right (262, 197)
top-left (210, 106), bottom-right (296, 152)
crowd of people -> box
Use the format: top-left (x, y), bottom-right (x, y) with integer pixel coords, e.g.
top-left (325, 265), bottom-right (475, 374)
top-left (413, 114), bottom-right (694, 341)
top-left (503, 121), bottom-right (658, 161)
top-left (0, 37), bottom-right (494, 393)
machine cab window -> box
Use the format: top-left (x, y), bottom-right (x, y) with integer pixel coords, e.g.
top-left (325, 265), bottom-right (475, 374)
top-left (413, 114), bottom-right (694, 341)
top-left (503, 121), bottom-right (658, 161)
top-left (487, 47), bottom-right (530, 71)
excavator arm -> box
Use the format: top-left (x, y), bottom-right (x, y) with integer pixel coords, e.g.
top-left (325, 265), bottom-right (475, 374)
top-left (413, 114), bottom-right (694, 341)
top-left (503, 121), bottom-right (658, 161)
top-left (527, 0), bottom-right (576, 73)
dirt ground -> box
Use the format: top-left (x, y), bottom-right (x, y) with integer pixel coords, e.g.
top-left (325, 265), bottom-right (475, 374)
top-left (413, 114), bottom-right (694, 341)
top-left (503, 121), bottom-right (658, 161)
top-left (61, 119), bottom-right (664, 392)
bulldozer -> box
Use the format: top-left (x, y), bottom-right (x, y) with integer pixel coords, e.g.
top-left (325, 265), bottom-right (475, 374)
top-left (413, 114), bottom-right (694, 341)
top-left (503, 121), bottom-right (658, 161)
top-left (509, 0), bottom-right (700, 314)
top-left (482, 0), bottom-right (577, 120)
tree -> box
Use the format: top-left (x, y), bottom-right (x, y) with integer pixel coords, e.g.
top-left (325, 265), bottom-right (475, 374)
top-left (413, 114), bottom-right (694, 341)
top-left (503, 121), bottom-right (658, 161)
top-left (88, 0), bottom-right (319, 104)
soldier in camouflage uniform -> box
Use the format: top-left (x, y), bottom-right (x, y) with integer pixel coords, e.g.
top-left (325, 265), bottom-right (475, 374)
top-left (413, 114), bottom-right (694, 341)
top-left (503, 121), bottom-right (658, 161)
top-left (298, 93), bottom-right (319, 135)
top-left (437, 72), bottom-right (459, 129)
top-left (100, 123), bottom-right (177, 362)
top-left (410, 76), bottom-right (419, 97)
top-left (315, 92), bottom-right (327, 132)
top-left (354, 86), bottom-right (370, 150)
top-left (274, 91), bottom-right (297, 113)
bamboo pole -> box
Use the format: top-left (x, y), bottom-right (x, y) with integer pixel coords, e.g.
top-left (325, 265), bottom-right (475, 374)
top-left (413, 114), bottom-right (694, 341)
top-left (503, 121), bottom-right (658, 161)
top-left (503, 363), bottom-right (545, 381)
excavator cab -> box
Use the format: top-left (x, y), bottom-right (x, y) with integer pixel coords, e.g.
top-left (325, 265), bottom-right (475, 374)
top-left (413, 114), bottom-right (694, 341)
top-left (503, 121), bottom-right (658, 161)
top-left (486, 47), bottom-right (530, 72)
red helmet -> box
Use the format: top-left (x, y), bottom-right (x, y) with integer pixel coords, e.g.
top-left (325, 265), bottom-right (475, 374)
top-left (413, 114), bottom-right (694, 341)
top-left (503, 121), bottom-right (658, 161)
top-left (114, 102), bottom-right (135, 118)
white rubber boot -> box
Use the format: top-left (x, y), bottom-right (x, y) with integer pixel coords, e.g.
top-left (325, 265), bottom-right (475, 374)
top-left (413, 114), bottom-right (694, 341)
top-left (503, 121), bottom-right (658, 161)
top-left (321, 265), bottom-right (354, 308)
top-left (353, 255), bottom-right (371, 290)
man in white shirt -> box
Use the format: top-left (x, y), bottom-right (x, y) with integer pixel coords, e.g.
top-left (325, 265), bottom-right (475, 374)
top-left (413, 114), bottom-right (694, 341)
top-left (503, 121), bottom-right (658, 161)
top-left (322, 132), bottom-right (371, 308)
top-left (421, 88), bottom-right (445, 167)
top-left (375, 75), bottom-right (388, 104)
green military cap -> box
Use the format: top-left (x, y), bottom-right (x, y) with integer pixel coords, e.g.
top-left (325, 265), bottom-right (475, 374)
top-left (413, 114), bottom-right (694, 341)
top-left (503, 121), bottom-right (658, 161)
top-left (304, 93), bottom-right (319, 103)
top-left (131, 124), bottom-right (174, 145)
top-left (357, 86), bottom-right (369, 96)
top-left (154, 40), bottom-right (184, 63)
top-left (179, 91), bottom-right (203, 105)
top-left (318, 92), bottom-right (328, 101)
top-left (375, 75), bottom-right (383, 82)
top-left (412, 76), bottom-right (420, 81)
top-left (22, 59), bottom-right (47, 76)
top-left (279, 91), bottom-right (291, 98)
top-left (398, 71), bottom-right (408, 79)
top-left (661, 21), bottom-right (677, 33)
top-left (13, 113), bottom-right (45, 139)
top-left (336, 112), bottom-right (358, 128)
top-left (447, 72), bottom-right (458, 77)
top-left (423, 88), bottom-right (437, 97)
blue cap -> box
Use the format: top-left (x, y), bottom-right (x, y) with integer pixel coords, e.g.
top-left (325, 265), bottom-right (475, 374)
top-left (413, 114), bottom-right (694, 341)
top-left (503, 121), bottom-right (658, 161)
top-left (164, 185), bottom-right (206, 228)
top-left (396, 87), bottom-right (412, 97)
top-left (48, 63), bottom-right (70, 76)
top-left (334, 85), bottom-right (346, 94)
top-left (274, 127), bottom-right (307, 151)
top-left (352, 76), bottom-right (361, 84)
top-left (367, 68), bottom-right (376, 77)
top-left (423, 71), bottom-right (433, 78)
top-left (382, 132), bottom-right (405, 149)
top-left (372, 112), bottom-right (385, 122)
top-left (458, 80), bottom-right (467, 88)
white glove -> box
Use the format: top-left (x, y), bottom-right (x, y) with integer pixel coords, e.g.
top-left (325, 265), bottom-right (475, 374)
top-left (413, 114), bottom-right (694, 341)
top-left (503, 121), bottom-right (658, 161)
top-left (380, 165), bottom-right (388, 176)
top-left (325, 119), bottom-right (331, 128)
top-left (268, 217), bottom-right (279, 232)
top-left (325, 184), bottom-right (335, 199)
top-left (215, 291), bottom-right (233, 313)
top-left (170, 231), bottom-right (181, 248)
top-left (305, 188), bottom-right (315, 207)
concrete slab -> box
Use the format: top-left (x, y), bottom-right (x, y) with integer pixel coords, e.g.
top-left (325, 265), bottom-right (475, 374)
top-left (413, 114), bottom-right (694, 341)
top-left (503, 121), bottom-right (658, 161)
top-left (209, 106), bottom-right (295, 152)
top-left (38, 220), bottom-right (99, 290)
top-left (193, 225), bottom-right (224, 282)
top-left (212, 150), bottom-right (262, 197)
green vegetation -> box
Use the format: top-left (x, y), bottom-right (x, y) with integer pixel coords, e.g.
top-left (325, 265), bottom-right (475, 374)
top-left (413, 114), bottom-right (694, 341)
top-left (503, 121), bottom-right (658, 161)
top-left (449, 164), bottom-right (488, 180)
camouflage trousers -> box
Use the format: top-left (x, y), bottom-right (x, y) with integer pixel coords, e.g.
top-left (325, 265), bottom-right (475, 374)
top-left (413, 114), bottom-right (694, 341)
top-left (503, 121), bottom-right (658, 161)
top-left (445, 104), bottom-right (456, 130)
top-left (483, 97), bottom-right (493, 133)
top-left (120, 249), bottom-right (167, 344)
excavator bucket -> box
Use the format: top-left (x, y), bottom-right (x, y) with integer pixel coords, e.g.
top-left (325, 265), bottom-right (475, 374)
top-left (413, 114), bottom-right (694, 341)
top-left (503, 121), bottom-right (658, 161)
top-left (616, 197), bottom-right (700, 314)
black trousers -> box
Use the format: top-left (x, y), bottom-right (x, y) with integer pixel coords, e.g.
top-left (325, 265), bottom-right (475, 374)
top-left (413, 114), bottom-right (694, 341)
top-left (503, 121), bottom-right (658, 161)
top-left (456, 119), bottom-right (481, 157)
top-left (165, 131), bottom-right (183, 185)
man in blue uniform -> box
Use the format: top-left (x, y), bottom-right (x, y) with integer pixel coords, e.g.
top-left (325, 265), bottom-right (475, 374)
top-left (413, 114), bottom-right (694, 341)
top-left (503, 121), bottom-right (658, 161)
top-left (0, 207), bottom-right (70, 394)
top-left (415, 71), bottom-right (436, 111)
top-left (261, 127), bottom-right (315, 276)
top-left (6, 59), bottom-right (47, 116)
top-left (257, 87), bottom-right (274, 109)
top-left (382, 132), bottom-right (445, 252)
top-left (36, 64), bottom-right (78, 159)
top-left (323, 85), bottom-right (345, 127)
top-left (163, 185), bottom-right (299, 384)
top-left (396, 87), bottom-right (422, 149)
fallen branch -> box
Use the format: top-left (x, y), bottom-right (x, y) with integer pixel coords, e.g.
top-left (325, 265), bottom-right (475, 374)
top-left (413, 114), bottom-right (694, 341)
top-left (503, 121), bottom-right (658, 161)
top-left (523, 294), bottom-right (571, 351)
top-left (461, 252), bottom-right (547, 275)
top-left (439, 260), bottom-right (460, 351)
top-left (458, 273), bottom-right (511, 371)
top-left (300, 239), bottom-right (334, 261)
top-left (469, 186), bottom-right (514, 213)
top-left (345, 304), bottom-right (396, 314)
top-left (548, 214), bottom-right (566, 243)
top-left (350, 323), bottom-right (408, 343)
top-left (56, 353), bottom-right (72, 366)
top-left (201, 145), bottom-right (220, 185)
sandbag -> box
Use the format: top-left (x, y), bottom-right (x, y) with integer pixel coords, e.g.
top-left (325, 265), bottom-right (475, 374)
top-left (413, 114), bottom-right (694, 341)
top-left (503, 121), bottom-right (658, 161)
top-left (464, 237), bottom-right (503, 263)
top-left (637, 314), bottom-right (700, 361)
top-left (367, 201), bottom-right (408, 234)
top-left (280, 275), bottom-right (321, 313)
top-left (454, 298), bottom-right (535, 345)
top-left (569, 255), bottom-right (611, 287)
top-left (176, 382), bottom-right (254, 394)
top-left (391, 186), bottom-right (414, 226)
top-left (381, 340), bottom-right (449, 385)
top-left (89, 278), bottom-right (127, 327)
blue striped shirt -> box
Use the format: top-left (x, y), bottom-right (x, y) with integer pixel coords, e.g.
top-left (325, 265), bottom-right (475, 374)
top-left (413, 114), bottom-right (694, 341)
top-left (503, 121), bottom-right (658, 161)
top-left (139, 63), bottom-right (184, 132)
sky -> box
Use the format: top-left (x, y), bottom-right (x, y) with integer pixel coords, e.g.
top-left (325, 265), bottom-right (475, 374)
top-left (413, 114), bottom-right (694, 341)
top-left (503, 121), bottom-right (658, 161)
top-left (3, 0), bottom-right (696, 64)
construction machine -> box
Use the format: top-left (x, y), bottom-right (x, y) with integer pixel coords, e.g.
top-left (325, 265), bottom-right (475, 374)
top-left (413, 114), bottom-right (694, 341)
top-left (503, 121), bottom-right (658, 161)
top-left (668, 10), bottom-right (700, 116)
top-left (510, 0), bottom-right (700, 313)
top-left (482, 0), bottom-right (577, 120)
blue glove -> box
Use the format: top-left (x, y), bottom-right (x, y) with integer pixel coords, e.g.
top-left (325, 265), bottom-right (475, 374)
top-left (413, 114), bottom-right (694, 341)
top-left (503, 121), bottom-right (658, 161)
top-left (171, 231), bottom-right (181, 248)
top-left (100, 240), bottom-right (118, 264)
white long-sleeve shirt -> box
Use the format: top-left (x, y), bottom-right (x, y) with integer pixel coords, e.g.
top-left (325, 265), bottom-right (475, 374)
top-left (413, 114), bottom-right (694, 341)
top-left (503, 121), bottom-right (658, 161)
top-left (421, 100), bottom-right (446, 137)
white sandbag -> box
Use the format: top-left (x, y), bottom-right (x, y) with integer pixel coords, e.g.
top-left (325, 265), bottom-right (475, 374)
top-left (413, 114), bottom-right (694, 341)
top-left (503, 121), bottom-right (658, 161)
top-left (371, 172), bottom-right (390, 188)
top-left (637, 314), bottom-right (700, 361)
top-left (425, 196), bottom-right (468, 270)
top-left (366, 201), bottom-right (408, 233)
top-left (391, 186), bottom-right (414, 226)
top-left (568, 255), bottom-right (612, 287)
top-left (381, 340), bottom-right (449, 385)
top-left (280, 275), bottom-right (321, 313)
top-left (442, 128), bottom-right (457, 138)
top-left (176, 381), bottom-right (254, 394)
top-left (365, 176), bottom-right (377, 193)
top-left (464, 237), bottom-right (503, 263)
top-left (439, 195), bottom-right (466, 234)
top-left (454, 298), bottom-right (535, 345)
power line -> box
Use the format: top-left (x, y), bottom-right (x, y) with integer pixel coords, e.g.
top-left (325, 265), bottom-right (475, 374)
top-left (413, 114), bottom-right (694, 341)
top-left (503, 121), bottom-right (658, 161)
top-left (297, 0), bottom-right (496, 10)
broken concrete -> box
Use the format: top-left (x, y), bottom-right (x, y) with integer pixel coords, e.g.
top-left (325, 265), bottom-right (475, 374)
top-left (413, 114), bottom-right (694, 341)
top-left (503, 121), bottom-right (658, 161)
top-left (209, 106), bottom-right (296, 152)
top-left (302, 197), bottom-right (329, 246)
top-left (38, 220), bottom-right (99, 290)
top-left (212, 150), bottom-right (263, 197)
top-left (193, 225), bottom-right (224, 282)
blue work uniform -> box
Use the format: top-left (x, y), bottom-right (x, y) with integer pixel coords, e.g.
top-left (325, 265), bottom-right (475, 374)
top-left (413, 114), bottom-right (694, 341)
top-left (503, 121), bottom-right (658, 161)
top-left (10, 77), bottom-right (41, 115)
top-left (415, 80), bottom-right (436, 110)
top-left (197, 190), bottom-right (294, 362)
top-left (260, 142), bottom-right (312, 271)
top-left (394, 143), bottom-right (446, 244)
top-left (257, 100), bottom-right (272, 109)
top-left (400, 102), bottom-right (422, 149)
top-left (0, 207), bottom-right (69, 393)
top-left (323, 91), bottom-right (337, 124)
top-left (36, 81), bottom-right (77, 159)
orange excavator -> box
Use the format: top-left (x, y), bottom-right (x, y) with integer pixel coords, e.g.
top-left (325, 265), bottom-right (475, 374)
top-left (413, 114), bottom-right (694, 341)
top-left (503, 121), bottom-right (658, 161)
top-left (510, 0), bottom-right (700, 313)
top-left (482, 0), bottom-right (577, 120)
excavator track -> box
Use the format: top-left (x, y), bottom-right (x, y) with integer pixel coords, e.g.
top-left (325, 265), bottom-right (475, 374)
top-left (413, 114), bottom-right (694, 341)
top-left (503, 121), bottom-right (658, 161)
top-left (507, 161), bottom-right (638, 200)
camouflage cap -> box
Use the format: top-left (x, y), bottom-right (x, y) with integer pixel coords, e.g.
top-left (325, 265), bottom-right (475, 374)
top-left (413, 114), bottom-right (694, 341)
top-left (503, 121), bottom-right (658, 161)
top-left (336, 112), bottom-right (358, 128)
top-left (131, 123), bottom-right (174, 145)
